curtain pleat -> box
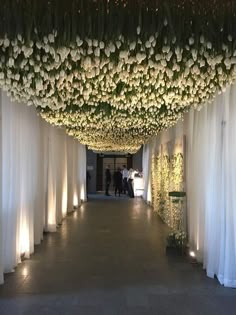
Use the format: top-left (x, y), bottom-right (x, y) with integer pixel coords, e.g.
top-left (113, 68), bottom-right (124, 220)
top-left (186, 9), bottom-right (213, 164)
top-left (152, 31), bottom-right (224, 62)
top-left (144, 85), bottom-right (236, 287)
top-left (142, 142), bottom-right (152, 203)
top-left (0, 91), bottom-right (86, 284)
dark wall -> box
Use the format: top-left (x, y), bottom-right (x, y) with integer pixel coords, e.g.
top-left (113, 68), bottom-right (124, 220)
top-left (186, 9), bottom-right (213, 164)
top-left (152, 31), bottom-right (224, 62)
top-left (132, 146), bottom-right (143, 171)
top-left (86, 149), bottom-right (97, 193)
top-left (86, 147), bottom-right (143, 193)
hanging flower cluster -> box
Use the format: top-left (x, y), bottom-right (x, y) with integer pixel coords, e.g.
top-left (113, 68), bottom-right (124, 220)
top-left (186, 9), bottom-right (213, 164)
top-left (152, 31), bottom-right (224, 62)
top-left (0, 1), bottom-right (236, 152)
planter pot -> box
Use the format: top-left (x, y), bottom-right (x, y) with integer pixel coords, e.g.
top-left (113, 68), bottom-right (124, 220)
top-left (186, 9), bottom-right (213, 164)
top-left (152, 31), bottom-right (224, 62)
top-left (168, 191), bottom-right (186, 198)
top-left (166, 246), bottom-right (187, 256)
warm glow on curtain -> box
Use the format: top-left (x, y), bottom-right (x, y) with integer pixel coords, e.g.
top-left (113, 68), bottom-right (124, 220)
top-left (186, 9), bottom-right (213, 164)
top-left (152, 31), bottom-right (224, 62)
top-left (144, 85), bottom-right (236, 287)
top-left (78, 144), bottom-right (87, 202)
top-left (142, 142), bottom-right (153, 204)
top-left (0, 91), bottom-right (87, 284)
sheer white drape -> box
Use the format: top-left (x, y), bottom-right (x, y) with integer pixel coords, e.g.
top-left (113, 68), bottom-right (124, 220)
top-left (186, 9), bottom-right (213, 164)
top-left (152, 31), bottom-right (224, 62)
top-left (142, 142), bottom-right (153, 203)
top-left (0, 94), bottom-right (3, 283)
top-left (186, 86), bottom-right (236, 287)
top-left (186, 108), bottom-right (208, 262)
top-left (78, 143), bottom-right (87, 201)
top-left (34, 120), bottom-right (47, 245)
top-left (66, 137), bottom-right (82, 211)
top-left (223, 86), bottom-right (236, 287)
top-left (144, 84), bottom-right (236, 287)
top-left (45, 126), bottom-right (58, 232)
top-left (71, 138), bottom-right (80, 208)
top-left (0, 91), bottom-right (87, 284)
top-left (66, 137), bottom-right (74, 212)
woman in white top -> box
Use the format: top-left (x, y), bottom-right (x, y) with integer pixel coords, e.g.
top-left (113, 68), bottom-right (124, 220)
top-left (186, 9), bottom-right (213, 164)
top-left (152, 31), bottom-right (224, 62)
top-left (122, 165), bottom-right (129, 194)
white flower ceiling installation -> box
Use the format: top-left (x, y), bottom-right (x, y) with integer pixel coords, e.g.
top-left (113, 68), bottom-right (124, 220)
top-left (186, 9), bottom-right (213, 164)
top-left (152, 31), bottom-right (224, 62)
top-left (0, 0), bottom-right (236, 152)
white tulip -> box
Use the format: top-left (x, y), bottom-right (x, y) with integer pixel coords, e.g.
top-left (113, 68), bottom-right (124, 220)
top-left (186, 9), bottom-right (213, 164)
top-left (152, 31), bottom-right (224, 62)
top-left (87, 47), bottom-right (93, 55)
top-left (200, 35), bottom-right (205, 44)
top-left (136, 52), bottom-right (146, 63)
top-left (48, 34), bottom-right (55, 43)
top-left (160, 59), bottom-right (167, 67)
top-left (42, 45), bottom-right (49, 54)
top-left (3, 38), bottom-right (10, 47)
top-left (105, 47), bottom-right (110, 57)
top-left (109, 43), bottom-right (116, 53)
top-left (199, 59), bottom-right (205, 67)
top-left (35, 65), bottom-right (40, 72)
top-left (43, 36), bottom-right (48, 44)
top-left (99, 41), bottom-right (105, 49)
top-left (207, 42), bottom-right (212, 50)
top-left (17, 34), bottom-right (22, 42)
top-left (93, 39), bottom-right (98, 47)
top-left (86, 38), bottom-right (92, 47)
top-left (36, 79), bottom-right (43, 91)
top-left (222, 44), bottom-right (228, 51)
top-left (76, 37), bottom-right (83, 47)
top-left (224, 58), bottom-right (231, 68)
top-left (166, 51), bottom-right (173, 61)
top-left (163, 46), bottom-right (170, 54)
top-left (129, 42), bottom-right (136, 50)
top-left (36, 41), bottom-right (42, 49)
top-left (189, 37), bottom-right (194, 45)
top-left (145, 41), bottom-right (151, 48)
top-left (8, 57), bottom-right (14, 67)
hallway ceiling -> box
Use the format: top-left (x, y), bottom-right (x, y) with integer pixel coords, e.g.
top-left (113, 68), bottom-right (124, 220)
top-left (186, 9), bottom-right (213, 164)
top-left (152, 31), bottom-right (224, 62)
top-left (0, 0), bottom-right (236, 152)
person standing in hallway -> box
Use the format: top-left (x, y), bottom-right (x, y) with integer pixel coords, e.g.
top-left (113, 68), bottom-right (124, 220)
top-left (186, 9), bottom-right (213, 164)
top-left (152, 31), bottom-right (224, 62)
top-left (113, 167), bottom-right (123, 197)
top-left (122, 165), bottom-right (129, 194)
top-left (86, 170), bottom-right (91, 199)
top-left (127, 168), bottom-right (135, 198)
top-left (105, 165), bottom-right (111, 196)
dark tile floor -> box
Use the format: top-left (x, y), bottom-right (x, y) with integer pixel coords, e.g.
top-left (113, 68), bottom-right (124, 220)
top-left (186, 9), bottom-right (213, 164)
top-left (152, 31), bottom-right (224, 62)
top-left (0, 195), bottom-right (236, 314)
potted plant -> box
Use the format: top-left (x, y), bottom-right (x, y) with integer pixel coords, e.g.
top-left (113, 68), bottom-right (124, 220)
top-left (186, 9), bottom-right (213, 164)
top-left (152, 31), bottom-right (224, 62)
top-left (166, 230), bottom-right (187, 255)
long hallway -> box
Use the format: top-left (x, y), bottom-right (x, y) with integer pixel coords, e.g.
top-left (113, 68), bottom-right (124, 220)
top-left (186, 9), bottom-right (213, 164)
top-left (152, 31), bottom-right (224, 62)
top-left (0, 197), bottom-right (235, 314)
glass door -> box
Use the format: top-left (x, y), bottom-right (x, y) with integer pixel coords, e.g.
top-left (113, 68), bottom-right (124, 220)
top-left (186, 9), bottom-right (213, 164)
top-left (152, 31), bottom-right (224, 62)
top-left (96, 155), bottom-right (132, 191)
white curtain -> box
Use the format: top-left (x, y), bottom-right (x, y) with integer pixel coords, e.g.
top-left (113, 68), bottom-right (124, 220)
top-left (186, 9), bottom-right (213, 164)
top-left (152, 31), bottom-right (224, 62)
top-left (78, 143), bottom-right (87, 202)
top-left (142, 142), bottom-right (152, 203)
top-left (0, 91), bottom-right (87, 284)
top-left (186, 108), bottom-right (208, 262)
top-left (223, 86), bottom-right (236, 287)
top-left (45, 126), bottom-right (57, 232)
top-left (186, 86), bottom-right (236, 287)
top-left (143, 84), bottom-right (236, 287)
top-left (66, 137), bottom-right (82, 211)
top-left (0, 95), bottom-right (4, 283)
top-left (34, 120), bottom-right (47, 245)
top-left (66, 137), bottom-right (74, 212)
top-left (60, 131), bottom-right (68, 219)
top-left (72, 138), bottom-right (80, 208)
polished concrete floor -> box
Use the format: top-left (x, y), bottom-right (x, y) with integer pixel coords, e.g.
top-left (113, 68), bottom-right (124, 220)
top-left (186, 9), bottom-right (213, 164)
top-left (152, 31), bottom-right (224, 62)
top-left (0, 195), bottom-right (236, 314)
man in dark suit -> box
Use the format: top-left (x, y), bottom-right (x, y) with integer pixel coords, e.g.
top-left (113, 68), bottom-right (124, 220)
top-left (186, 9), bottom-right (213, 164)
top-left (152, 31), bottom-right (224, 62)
top-left (113, 167), bottom-right (123, 197)
top-left (105, 165), bottom-right (111, 196)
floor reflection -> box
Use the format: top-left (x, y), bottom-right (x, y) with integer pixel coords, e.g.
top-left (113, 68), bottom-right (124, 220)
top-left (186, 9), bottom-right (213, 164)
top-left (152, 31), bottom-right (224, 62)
top-left (0, 197), bottom-right (235, 315)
